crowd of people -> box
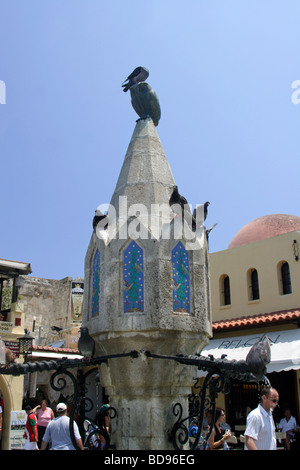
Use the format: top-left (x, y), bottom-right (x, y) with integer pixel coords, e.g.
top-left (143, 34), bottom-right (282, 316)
top-left (189, 387), bottom-right (299, 450)
top-left (23, 400), bottom-right (110, 451)
top-left (24, 401), bottom-right (84, 450)
top-left (21, 387), bottom-right (300, 451)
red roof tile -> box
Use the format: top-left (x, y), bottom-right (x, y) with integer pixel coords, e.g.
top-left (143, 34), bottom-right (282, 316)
top-left (32, 345), bottom-right (80, 354)
top-left (31, 309), bottom-right (300, 351)
top-left (213, 308), bottom-right (300, 332)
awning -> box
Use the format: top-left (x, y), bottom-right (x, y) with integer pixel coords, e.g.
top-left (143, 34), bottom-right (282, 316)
top-left (32, 350), bottom-right (83, 360)
top-left (199, 329), bottom-right (300, 374)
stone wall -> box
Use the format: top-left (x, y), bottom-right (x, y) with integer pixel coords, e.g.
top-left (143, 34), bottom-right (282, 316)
top-left (17, 275), bottom-right (83, 345)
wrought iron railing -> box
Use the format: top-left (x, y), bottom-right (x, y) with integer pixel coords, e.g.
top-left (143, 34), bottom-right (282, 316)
top-left (0, 347), bottom-right (269, 450)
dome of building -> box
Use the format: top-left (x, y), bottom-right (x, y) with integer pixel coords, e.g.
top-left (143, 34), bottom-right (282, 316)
top-left (228, 214), bottom-right (300, 249)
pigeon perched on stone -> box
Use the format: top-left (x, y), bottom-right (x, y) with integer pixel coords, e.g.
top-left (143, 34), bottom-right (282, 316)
top-left (169, 185), bottom-right (189, 210)
top-left (169, 185), bottom-right (197, 230)
top-left (78, 327), bottom-right (95, 358)
top-left (93, 210), bottom-right (108, 231)
top-left (192, 203), bottom-right (210, 231)
top-left (203, 201), bottom-right (210, 221)
top-left (122, 66), bottom-right (149, 92)
top-left (246, 336), bottom-right (271, 378)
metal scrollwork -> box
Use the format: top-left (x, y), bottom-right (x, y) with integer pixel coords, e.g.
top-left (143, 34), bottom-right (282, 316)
top-left (1, 347), bottom-right (271, 450)
top-left (171, 367), bottom-right (247, 450)
top-left (50, 368), bottom-right (76, 394)
top-left (169, 403), bottom-right (189, 449)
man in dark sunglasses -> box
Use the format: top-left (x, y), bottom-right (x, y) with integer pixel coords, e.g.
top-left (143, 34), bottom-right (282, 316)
top-left (244, 387), bottom-right (279, 450)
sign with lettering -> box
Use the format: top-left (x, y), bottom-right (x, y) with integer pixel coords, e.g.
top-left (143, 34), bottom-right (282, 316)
top-left (0, 322), bottom-right (14, 334)
top-left (199, 329), bottom-right (300, 374)
top-left (9, 410), bottom-right (26, 450)
top-left (216, 333), bottom-right (280, 350)
top-left (71, 282), bottom-right (84, 322)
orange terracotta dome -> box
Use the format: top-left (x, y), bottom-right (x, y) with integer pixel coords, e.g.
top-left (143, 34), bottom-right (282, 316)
top-left (228, 214), bottom-right (300, 249)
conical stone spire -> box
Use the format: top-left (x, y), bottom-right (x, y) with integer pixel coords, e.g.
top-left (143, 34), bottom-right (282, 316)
top-left (83, 115), bottom-right (212, 450)
top-left (110, 117), bottom-right (175, 218)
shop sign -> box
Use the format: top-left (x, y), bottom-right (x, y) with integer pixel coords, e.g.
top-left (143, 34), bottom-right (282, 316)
top-left (4, 341), bottom-right (19, 357)
top-left (71, 281), bottom-right (84, 322)
top-left (0, 321), bottom-right (14, 334)
top-left (9, 410), bottom-right (26, 450)
top-left (217, 332), bottom-right (280, 350)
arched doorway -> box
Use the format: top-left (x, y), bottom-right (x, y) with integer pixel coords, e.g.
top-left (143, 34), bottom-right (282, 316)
top-left (0, 375), bottom-right (12, 450)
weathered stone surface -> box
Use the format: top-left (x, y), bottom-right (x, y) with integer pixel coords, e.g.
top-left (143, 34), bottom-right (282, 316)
top-left (83, 118), bottom-right (212, 449)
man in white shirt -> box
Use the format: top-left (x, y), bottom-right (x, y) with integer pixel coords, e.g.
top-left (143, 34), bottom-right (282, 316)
top-left (279, 407), bottom-right (297, 450)
top-left (245, 387), bottom-right (279, 450)
top-left (41, 403), bottom-right (84, 450)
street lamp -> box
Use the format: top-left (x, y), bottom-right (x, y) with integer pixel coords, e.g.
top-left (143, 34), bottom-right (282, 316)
top-left (18, 329), bottom-right (34, 360)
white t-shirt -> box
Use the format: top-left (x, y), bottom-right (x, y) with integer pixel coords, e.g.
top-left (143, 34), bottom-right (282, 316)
top-left (279, 416), bottom-right (297, 433)
top-left (244, 404), bottom-right (277, 450)
top-left (42, 415), bottom-right (81, 450)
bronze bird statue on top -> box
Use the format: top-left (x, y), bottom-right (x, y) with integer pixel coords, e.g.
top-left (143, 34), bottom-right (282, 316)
top-left (122, 66), bottom-right (149, 92)
top-left (122, 66), bottom-right (161, 126)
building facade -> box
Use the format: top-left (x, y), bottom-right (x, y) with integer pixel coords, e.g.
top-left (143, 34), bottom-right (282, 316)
top-left (202, 214), bottom-right (300, 433)
top-left (0, 262), bottom-right (85, 449)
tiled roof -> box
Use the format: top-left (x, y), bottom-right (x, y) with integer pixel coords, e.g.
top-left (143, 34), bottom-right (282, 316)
top-left (32, 345), bottom-right (80, 354)
top-left (212, 308), bottom-right (300, 332)
top-left (30, 309), bottom-right (300, 353)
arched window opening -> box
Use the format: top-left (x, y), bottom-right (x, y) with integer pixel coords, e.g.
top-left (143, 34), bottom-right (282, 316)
top-left (220, 274), bottom-right (231, 306)
top-left (281, 261), bottom-right (292, 295)
top-left (247, 268), bottom-right (260, 301)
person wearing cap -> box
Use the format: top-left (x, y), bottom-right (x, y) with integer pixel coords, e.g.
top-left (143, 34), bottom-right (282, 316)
top-left (40, 403), bottom-right (84, 450)
top-left (24, 405), bottom-right (38, 450)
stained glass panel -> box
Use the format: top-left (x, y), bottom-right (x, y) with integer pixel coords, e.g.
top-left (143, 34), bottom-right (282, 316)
top-left (172, 242), bottom-right (190, 313)
top-left (123, 241), bottom-right (144, 313)
top-left (91, 249), bottom-right (100, 317)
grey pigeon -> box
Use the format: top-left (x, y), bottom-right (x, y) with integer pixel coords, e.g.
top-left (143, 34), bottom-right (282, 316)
top-left (122, 66), bottom-right (149, 92)
top-left (203, 201), bottom-right (210, 221)
top-left (246, 336), bottom-right (271, 378)
top-left (193, 201), bottom-right (210, 221)
top-left (78, 327), bottom-right (95, 358)
top-left (169, 185), bottom-right (196, 230)
top-left (169, 185), bottom-right (188, 210)
top-left (192, 202), bottom-right (211, 231)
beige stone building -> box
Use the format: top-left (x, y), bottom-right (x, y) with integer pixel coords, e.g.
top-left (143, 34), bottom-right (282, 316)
top-left (2, 213), bottom-right (300, 448)
top-left (0, 263), bottom-right (84, 449)
top-left (201, 214), bottom-right (300, 435)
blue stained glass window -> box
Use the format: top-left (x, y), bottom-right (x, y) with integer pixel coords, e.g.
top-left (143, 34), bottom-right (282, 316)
top-left (123, 241), bottom-right (144, 313)
top-left (91, 249), bottom-right (100, 317)
top-left (172, 242), bottom-right (190, 313)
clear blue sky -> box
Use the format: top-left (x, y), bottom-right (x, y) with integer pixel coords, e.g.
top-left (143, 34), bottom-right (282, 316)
top-left (1, 1), bottom-right (299, 280)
